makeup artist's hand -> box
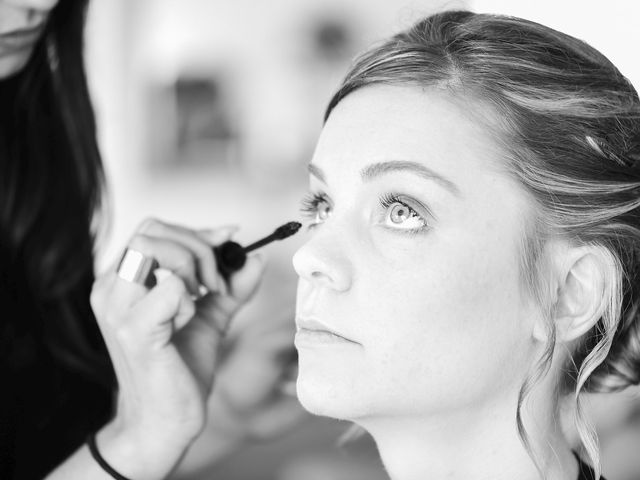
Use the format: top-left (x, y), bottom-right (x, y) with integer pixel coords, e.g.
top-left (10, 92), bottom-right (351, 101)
top-left (89, 219), bottom-right (264, 479)
top-left (172, 307), bottom-right (309, 476)
top-left (208, 307), bottom-right (306, 441)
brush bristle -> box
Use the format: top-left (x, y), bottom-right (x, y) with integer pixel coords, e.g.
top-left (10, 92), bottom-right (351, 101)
top-left (274, 221), bottom-right (302, 239)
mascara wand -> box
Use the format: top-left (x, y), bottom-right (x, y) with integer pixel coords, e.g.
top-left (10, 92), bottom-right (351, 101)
top-left (214, 221), bottom-right (302, 279)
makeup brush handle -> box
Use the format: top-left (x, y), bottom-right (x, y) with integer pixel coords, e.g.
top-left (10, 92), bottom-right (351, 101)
top-left (213, 241), bottom-right (247, 279)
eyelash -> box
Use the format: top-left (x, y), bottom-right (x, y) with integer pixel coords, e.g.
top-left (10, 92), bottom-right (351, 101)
top-left (299, 191), bottom-right (431, 234)
top-left (300, 192), bottom-right (331, 230)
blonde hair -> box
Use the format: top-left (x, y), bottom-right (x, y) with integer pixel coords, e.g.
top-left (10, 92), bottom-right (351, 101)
top-left (325, 10), bottom-right (640, 478)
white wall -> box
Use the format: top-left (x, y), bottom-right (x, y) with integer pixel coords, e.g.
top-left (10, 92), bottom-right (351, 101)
top-left (85, 0), bottom-right (469, 267)
top-left (471, 0), bottom-right (640, 90)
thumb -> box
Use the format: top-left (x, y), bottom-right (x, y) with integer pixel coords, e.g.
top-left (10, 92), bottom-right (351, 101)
top-left (130, 274), bottom-right (195, 347)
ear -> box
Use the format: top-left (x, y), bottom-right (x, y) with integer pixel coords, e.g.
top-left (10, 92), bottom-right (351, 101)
top-left (533, 244), bottom-right (613, 344)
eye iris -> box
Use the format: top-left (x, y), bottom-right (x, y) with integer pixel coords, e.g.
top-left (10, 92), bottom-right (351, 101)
top-left (390, 203), bottom-right (410, 224)
top-left (317, 201), bottom-right (331, 221)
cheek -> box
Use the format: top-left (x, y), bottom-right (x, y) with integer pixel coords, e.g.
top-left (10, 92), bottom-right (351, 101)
top-left (356, 233), bottom-right (532, 410)
top-left (0, 50), bottom-right (33, 79)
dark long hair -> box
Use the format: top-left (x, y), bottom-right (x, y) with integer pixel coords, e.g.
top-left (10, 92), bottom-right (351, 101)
top-left (0, 0), bottom-right (112, 383)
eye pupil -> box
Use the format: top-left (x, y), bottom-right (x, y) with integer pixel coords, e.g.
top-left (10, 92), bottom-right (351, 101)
top-left (390, 203), bottom-right (410, 224)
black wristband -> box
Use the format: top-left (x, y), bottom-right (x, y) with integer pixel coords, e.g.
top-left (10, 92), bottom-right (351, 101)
top-left (86, 432), bottom-right (132, 480)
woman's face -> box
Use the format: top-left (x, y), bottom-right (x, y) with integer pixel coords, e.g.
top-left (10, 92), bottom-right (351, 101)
top-left (293, 85), bottom-right (540, 425)
top-left (0, 0), bottom-right (58, 79)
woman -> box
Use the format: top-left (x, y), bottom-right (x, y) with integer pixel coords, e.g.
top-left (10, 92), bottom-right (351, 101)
top-left (1, 1), bottom-right (114, 477)
top-left (1, 1), bottom-right (300, 478)
top-left (290, 10), bottom-right (640, 480)
top-left (90, 8), bottom-right (639, 480)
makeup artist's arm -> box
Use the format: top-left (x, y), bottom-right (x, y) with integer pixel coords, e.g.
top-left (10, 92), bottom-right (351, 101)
top-left (46, 221), bottom-right (265, 480)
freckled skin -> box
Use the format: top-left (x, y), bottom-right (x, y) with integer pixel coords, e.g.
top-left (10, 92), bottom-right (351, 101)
top-left (293, 85), bottom-right (538, 424)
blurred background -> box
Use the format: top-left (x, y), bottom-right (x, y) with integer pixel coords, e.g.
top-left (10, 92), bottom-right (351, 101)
top-left (83, 0), bottom-right (640, 478)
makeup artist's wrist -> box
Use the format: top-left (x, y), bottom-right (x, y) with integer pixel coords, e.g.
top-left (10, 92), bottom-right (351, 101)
top-left (96, 420), bottom-right (195, 480)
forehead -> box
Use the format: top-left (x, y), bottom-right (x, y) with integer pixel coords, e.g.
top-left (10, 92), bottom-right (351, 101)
top-left (312, 85), bottom-right (507, 187)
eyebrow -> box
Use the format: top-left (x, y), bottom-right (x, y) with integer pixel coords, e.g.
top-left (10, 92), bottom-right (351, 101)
top-left (308, 160), bottom-right (460, 196)
top-left (307, 163), bottom-right (327, 184)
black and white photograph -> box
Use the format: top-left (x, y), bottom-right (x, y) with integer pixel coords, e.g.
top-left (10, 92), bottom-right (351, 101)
top-left (1, 0), bottom-right (639, 479)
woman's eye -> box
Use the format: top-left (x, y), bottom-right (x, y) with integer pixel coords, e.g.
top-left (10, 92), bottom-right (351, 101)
top-left (300, 193), bottom-right (332, 227)
top-left (380, 194), bottom-right (429, 232)
top-left (315, 200), bottom-right (332, 223)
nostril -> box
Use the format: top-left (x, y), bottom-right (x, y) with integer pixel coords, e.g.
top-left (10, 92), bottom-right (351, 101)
top-left (292, 238), bottom-right (351, 291)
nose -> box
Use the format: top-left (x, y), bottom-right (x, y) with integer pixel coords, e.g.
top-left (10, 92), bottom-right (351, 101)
top-left (292, 226), bottom-right (352, 292)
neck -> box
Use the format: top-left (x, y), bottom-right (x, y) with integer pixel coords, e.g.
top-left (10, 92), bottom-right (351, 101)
top-left (358, 394), bottom-right (577, 480)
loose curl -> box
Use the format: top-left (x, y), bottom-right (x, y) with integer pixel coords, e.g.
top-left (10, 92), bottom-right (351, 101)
top-left (324, 10), bottom-right (640, 478)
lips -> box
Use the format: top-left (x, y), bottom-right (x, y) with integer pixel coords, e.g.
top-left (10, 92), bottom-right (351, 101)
top-left (295, 316), bottom-right (359, 344)
top-left (0, 23), bottom-right (45, 52)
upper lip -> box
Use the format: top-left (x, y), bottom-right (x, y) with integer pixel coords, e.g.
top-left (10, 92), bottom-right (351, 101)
top-left (296, 316), bottom-right (358, 343)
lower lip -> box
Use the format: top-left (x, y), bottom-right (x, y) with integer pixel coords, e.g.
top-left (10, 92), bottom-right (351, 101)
top-left (0, 28), bottom-right (42, 52)
top-left (294, 328), bottom-right (357, 347)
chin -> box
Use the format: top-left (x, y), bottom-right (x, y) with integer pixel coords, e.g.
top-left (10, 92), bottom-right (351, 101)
top-left (295, 372), bottom-right (375, 422)
top-left (296, 378), bottom-right (348, 420)
top-left (0, 50), bottom-right (32, 79)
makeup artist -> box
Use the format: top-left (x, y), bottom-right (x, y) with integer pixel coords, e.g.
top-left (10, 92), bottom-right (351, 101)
top-left (0, 1), bottom-right (303, 479)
